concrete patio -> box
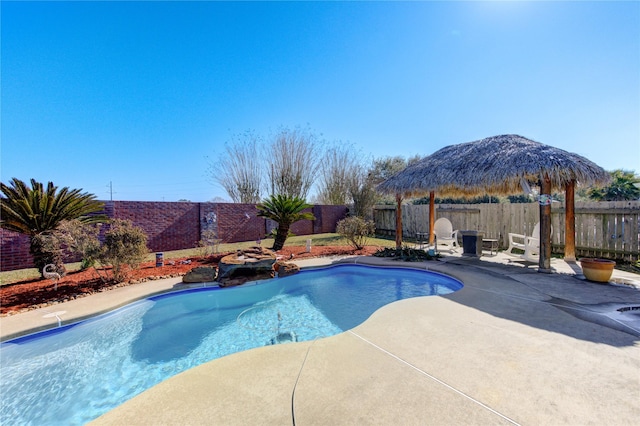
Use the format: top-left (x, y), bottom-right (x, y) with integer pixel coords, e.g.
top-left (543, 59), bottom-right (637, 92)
top-left (2, 252), bottom-right (639, 425)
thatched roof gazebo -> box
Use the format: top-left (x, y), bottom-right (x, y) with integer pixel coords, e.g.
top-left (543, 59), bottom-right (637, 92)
top-left (377, 134), bottom-right (610, 272)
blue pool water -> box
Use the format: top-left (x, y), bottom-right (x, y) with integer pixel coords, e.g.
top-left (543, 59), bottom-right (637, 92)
top-left (0, 264), bottom-right (462, 425)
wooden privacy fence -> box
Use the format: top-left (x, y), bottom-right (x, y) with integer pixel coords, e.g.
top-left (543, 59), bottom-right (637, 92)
top-left (373, 201), bottom-right (640, 261)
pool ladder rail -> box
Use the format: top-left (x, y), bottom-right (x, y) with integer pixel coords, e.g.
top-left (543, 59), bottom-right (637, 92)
top-left (268, 311), bottom-right (298, 345)
top-left (236, 304), bottom-right (299, 346)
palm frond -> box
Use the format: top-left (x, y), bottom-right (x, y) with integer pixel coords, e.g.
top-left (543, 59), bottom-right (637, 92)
top-left (1, 178), bottom-right (107, 236)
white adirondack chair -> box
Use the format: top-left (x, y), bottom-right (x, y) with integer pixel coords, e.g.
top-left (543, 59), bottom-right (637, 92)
top-left (506, 223), bottom-right (540, 255)
top-left (434, 218), bottom-right (459, 252)
top-left (506, 222), bottom-right (551, 262)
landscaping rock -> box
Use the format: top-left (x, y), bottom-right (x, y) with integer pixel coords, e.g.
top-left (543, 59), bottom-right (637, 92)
top-left (217, 247), bottom-right (276, 286)
top-left (273, 261), bottom-right (300, 277)
top-left (182, 266), bottom-right (218, 283)
top-left (218, 277), bottom-right (252, 288)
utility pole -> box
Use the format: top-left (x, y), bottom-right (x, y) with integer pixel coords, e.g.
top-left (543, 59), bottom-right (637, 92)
top-left (107, 181), bottom-right (114, 201)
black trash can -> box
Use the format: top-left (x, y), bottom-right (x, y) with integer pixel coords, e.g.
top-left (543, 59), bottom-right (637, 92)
top-left (460, 231), bottom-right (484, 257)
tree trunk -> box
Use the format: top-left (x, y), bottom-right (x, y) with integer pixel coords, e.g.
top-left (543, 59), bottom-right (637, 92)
top-left (564, 180), bottom-right (576, 261)
top-left (395, 194), bottom-right (403, 249)
top-left (272, 224), bottom-right (290, 251)
top-left (539, 175), bottom-right (552, 273)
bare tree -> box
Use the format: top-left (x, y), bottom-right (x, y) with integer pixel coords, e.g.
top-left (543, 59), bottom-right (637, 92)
top-left (348, 163), bottom-right (378, 219)
top-left (348, 154), bottom-right (423, 218)
top-left (266, 126), bottom-right (321, 199)
top-left (209, 131), bottom-right (263, 203)
top-left (407, 154), bottom-right (423, 167)
top-left (316, 143), bottom-right (360, 205)
top-left (369, 155), bottom-right (413, 183)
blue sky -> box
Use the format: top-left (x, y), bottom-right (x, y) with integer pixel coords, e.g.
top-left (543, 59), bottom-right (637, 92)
top-left (2, 1), bottom-right (638, 202)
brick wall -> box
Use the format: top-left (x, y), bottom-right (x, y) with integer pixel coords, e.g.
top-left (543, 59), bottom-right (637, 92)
top-left (0, 230), bottom-right (32, 271)
top-left (108, 201), bottom-right (201, 252)
top-left (1, 202), bottom-right (348, 272)
top-left (313, 205), bottom-right (351, 233)
top-left (214, 203), bottom-right (267, 243)
top-left (289, 207), bottom-right (314, 236)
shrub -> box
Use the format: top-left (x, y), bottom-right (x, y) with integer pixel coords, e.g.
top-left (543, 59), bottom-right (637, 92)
top-left (52, 219), bottom-right (108, 282)
top-left (336, 216), bottom-right (375, 250)
top-left (54, 220), bottom-right (102, 269)
top-left (30, 233), bottom-right (66, 276)
top-left (99, 219), bottom-right (149, 282)
top-left (373, 246), bottom-right (439, 262)
top-left (197, 229), bottom-right (221, 257)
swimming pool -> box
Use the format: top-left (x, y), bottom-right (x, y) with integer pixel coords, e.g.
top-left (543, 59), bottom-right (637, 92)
top-left (0, 264), bottom-right (462, 425)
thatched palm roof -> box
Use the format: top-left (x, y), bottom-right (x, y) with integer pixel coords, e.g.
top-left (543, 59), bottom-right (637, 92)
top-left (377, 134), bottom-right (610, 196)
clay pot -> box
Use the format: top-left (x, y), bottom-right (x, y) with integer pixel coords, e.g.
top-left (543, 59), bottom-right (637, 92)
top-left (579, 258), bottom-right (616, 283)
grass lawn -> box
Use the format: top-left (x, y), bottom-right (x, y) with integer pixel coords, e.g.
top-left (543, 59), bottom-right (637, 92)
top-left (0, 233), bottom-right (397, 285)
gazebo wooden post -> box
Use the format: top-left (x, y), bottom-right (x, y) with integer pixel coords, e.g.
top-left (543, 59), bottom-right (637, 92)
top-left (564, 180), bottom-right (576, 261)
top-left (539, 175), bottom-right (553, 273)
top-left (395, 193), bottom-right (403, 249)
top-left (428, 191), bottom-right (435, 245)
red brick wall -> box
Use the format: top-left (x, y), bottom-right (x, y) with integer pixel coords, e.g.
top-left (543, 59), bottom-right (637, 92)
top-left (289, 207), bottom-right (314, 236)
top-left (108, 201), bottom-right (201, 252)
top-left (313, 205), bottom-right (350, 233)
top-left (1, 202), bottom-right (348, 272)
top-left (0, 229), bottom-right (32, 271)
top-left (212, 203), bottom-right (267, 243)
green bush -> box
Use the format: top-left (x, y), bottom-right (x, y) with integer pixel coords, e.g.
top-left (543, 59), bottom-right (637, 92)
top-left (336, 216), bottom-right (375, 250)
top-left (54, 220), bottom-right (102, 270)
top-left (30, 233), bottom-right (66, 276)
top-left (99, 219), bottom-right (149, 282)
top-left (373, 246), bottom-right (439, 262)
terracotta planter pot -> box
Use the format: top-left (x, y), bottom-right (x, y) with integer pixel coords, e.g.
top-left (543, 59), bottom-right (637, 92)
top-left (579, 258), bottom-right (616, 283)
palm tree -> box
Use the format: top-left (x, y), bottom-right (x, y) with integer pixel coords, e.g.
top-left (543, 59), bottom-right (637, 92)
top-left (589, 169), bottom-right (640, 201)
top-left (0, 178), bottom-right (106, 276)
top-left (256, 194), bottom-right (315, 251)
